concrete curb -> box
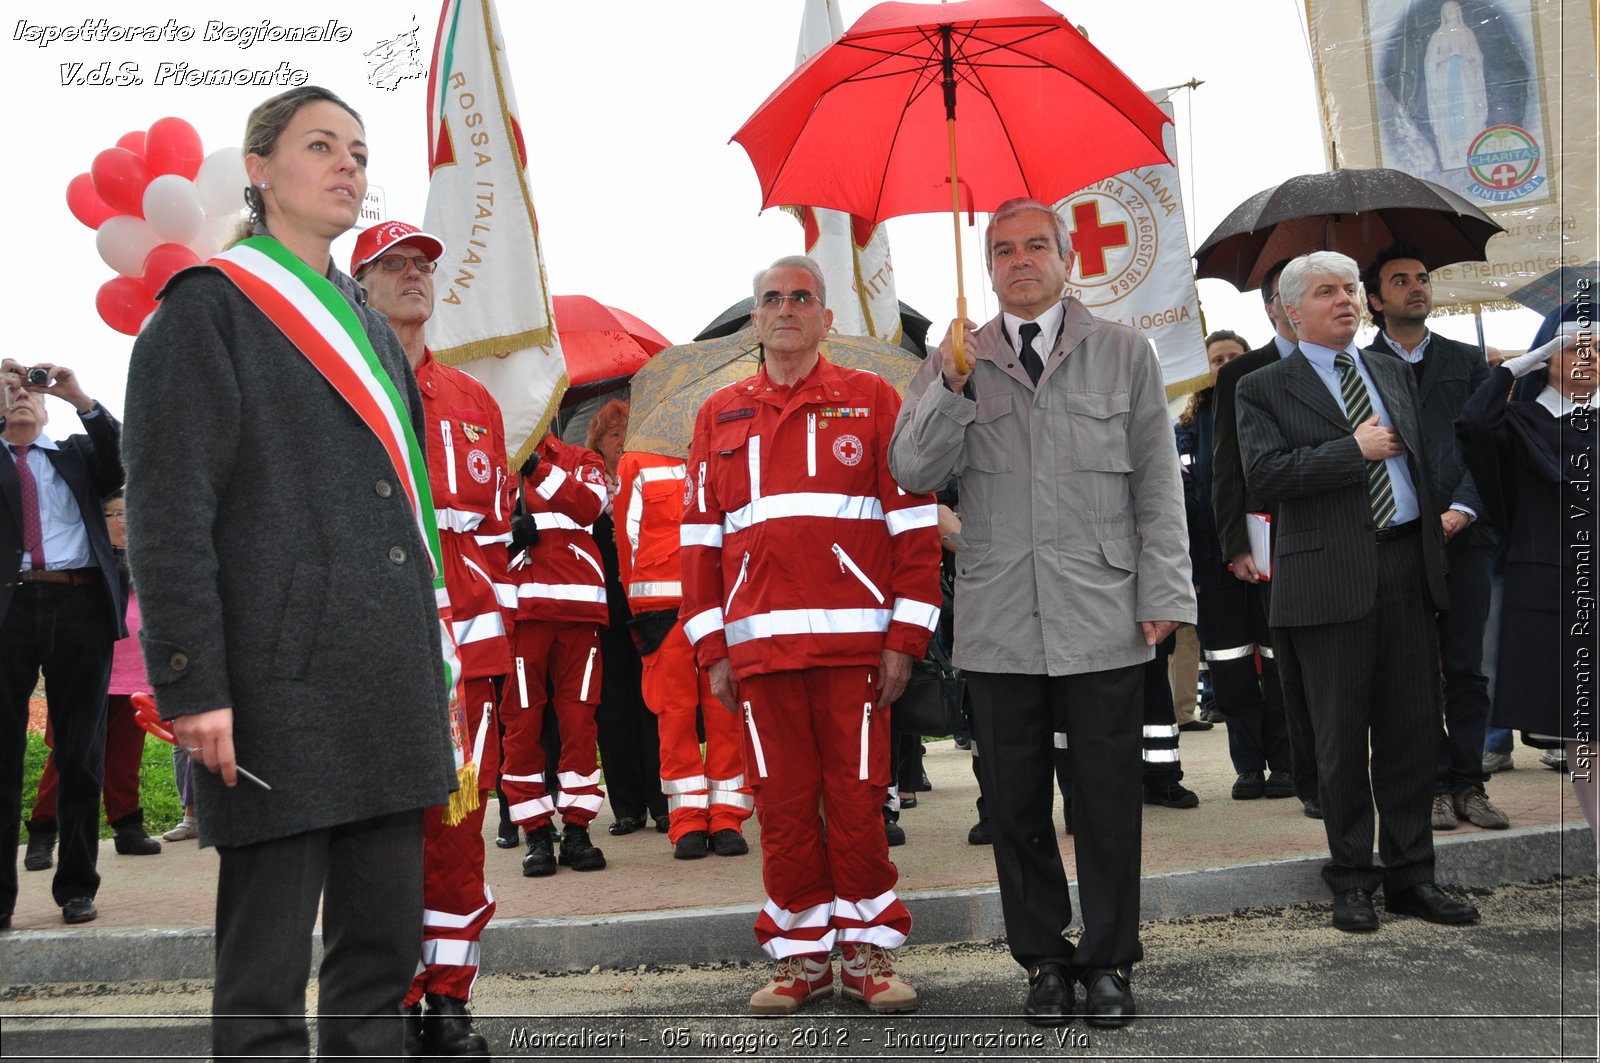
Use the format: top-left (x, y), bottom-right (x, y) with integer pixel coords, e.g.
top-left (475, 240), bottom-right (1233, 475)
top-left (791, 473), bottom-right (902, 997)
top-left (5, 822), bottom-right (1591, 985)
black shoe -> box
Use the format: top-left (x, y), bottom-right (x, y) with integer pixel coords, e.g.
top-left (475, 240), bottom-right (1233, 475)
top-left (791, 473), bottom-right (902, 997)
top-left (521, 826), bottom-right (557, 877)
top-left (1263, 771), bottom-right (1295, 798)
top-left (654, 815), bottom-right (670, 834)
top-left (24, 828), bottom-right (56, 871)
top-left (113, 825), bottom-right (161, 856)
top-left (496, 820), bottom-right (520, 849)
top-left (0, 912), bottom-right (11, 931)
top-left (1022, 961), bottom-right (1074, 1027)
top-left (711, 828), bottom-right (749, 856)
top-left (954, 734), bottom-right (972, 750)
top-left (917, 771), bottom-right (932, 791)
top-left (885, 818), bottom-right (906, 847)
top-left (61, 897), bottom-right (98, 925)
top-left (1178, 719), bottom-right (1213, 732)
top-left (608, 814), bottom-right (648, 836)
top-left (559, 824), bottom-right (606, 871)
top-left (402, 1002), bottom-right (424, 1058)
top-left (967, 820), bottom-right (992, 846)
top-left (1302, 797), bottom-right (1324, 819)
top-left (1081, 967), bottom-right (1135, 1028)
top-left (674, 829), bottom-right (710, 860)
top-left (899, 792), bottom-right (918, 809)
top-left (421, 993), bottom-right (489, 1059)
top-left (1231, 770), bottom-right (1266, 800)
top-left (1198, 706), bottom-right (1225, 724)
top-left (1143, 784), bottom-right (1199, 809)
top-left (1386, 883), bottom-right (1480, 925)
top-left (1331, 887), bottom-right (1378, 932)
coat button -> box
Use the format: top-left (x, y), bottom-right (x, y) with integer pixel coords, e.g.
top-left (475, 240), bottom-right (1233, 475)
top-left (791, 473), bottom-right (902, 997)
top-left (170, 652), bottom-right (188, 672)
top-left (388, 546), bottom-right (407, 565)
top-left (375, 480), bottom-right (393, 498)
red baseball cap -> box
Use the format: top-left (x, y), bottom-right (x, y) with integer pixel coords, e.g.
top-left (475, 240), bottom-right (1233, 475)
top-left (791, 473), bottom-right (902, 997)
top-left (350, 220), bottom-right (446, 275)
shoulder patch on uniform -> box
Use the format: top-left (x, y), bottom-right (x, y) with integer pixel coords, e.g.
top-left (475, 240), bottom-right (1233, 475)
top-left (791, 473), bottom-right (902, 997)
top-left (716, 407), bottom-right (757, 423)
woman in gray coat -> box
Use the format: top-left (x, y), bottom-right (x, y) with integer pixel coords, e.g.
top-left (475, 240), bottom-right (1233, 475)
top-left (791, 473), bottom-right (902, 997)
top-left (123, 86), bottom-right (456, 1059)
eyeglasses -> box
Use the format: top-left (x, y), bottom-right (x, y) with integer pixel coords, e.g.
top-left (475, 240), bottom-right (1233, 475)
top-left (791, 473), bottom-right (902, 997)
top-left (373, 255), bottom-right (438, 274)
top-left (759, 291), bottom-right (818, 309)
top-left (103, 511), bottom-right (125, 520)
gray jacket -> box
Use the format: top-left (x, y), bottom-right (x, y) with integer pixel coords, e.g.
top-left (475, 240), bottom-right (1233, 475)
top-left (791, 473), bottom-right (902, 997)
top-left (123, 258), bottom-right (456, 848)
top-left (890, 297), bottom-right (1194, 676)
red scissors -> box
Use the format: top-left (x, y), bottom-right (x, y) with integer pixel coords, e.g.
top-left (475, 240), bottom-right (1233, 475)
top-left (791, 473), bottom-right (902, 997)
top-left (131, 693), bottom-right (273, 791)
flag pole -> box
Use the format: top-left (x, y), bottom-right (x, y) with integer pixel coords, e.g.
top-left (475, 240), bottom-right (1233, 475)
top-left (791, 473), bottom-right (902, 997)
top-left (940, 20), bottom-right (969, 374)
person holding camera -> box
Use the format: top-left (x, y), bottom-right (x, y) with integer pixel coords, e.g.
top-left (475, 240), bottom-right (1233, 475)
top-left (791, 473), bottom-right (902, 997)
top-left (1, 358), bottom-right (126, 930)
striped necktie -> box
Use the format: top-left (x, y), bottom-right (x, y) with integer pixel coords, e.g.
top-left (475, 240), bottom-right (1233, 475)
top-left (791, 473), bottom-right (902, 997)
top-left (9, 443), bottom-right (44, 569)
top-left (1333, 352), bottom-right (1397, 529)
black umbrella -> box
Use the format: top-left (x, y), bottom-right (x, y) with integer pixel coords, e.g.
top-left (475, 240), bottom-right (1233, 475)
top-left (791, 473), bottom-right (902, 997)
top-left (1194, 168), bottom-right (1505, 292)
top-left (695, 297), bottom-right (934, 357)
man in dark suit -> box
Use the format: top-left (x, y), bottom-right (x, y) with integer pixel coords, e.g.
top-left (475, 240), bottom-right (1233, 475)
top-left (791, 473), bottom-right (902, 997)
top-left (1235, 251), bottom-right (1479, 933)
top-left (1210, 261), bottom-right (1321, 819)
top-left (0, 359), bottom-right (125, 929)
top-left (1362, 243), bottom-right (1505, 833)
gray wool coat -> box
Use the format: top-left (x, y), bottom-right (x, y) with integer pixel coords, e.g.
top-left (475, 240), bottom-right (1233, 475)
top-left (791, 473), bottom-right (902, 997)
top-left (122, 255), bottom-right (456, 849)
top-left (890, 296), bottom-right (1195, 676)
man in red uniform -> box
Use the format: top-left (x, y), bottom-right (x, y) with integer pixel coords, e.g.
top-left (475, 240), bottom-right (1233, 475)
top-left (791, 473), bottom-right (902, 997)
top-left (500, 432), bottom-right (610, 876)
top-left (615, 450), bottom-right (753, 859)
top-left (353, 221), bottom-right (510, 1059)
top-left (681, 255), bottom-right (942, 1015)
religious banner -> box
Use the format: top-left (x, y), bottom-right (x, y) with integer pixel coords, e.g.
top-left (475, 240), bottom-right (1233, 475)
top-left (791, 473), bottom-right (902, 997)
top-left (789, 0), bottom-right (902, 342)
top-left (1306, 0), bottom-right (1597, 310)
top-left (1056, 100), bottom-right (1207, 397)
top-left (424, 0), bottom-right (566, 468)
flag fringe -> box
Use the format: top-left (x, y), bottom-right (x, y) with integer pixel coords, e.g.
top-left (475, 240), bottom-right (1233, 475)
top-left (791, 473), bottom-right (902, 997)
top-left (441, 762), bottom-right (481, 827)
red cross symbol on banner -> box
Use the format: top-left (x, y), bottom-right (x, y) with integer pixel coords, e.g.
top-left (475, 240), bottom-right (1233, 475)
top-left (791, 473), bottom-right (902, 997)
top-left (1069, 201), bottom-right (1130, 278)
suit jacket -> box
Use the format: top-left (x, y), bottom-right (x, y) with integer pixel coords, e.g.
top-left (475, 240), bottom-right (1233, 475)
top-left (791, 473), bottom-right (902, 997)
top-left (1235, 348), bottom-right (1448, 627)
top-left (1364, 331), bottom-right (1496, 545)
top-left (890, 296), bottom-right (1195, 676)
top-left (1210, 340), bottom-right (1283, 562)
top-left (0, 409), bottom-right (127, 640)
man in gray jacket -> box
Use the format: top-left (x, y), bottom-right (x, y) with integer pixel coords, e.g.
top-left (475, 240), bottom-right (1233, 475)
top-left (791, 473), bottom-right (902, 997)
top-left (890, 197), bottom-right (1194, 1028)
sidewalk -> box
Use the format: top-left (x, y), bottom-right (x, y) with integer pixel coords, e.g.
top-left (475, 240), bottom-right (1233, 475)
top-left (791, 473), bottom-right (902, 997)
top-left (3, 730), bottom-right (1593, 984)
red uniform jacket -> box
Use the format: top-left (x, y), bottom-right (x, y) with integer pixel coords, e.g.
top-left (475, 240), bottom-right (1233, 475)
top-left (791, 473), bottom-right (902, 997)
top-left (614, 451), bottom-right (689, 614)
top-left (679, 356), bottom-right (941, 679)
top-left (511, 433), bottom-right (610, 626)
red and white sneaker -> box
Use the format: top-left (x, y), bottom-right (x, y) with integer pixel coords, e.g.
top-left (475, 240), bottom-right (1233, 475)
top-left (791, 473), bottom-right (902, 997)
top-left (840, 943), bottom-right (918, 1013)
top-left (748, 953), bottom-right (834, 1015)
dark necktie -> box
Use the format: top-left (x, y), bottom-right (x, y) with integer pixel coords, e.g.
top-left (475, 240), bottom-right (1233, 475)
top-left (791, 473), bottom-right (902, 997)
top-left (10, 443), bottom-right (44, 569)
top-left (1333, 353), bottom-right (1398, 529)
top-left (1018, 322), bottom-right (1043, 385)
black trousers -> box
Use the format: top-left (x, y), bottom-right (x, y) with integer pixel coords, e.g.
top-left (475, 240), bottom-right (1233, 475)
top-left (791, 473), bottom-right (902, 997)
top-left (593, 625), bottom-right (665, 822)
top-left (1, 582), bottom-right (112, 915)
top-left (1287, 536), bottom-right (1439, 895)
top-left (966, 665), bottom-right (1143, 974)
top-left (1264, 578), bottom-right (1319, 803)
top-left (1197, 563), bottom-right (1291, 775)
top-left (212, 808), bottom-right (424, 1059)
top-left (1435, 541), bottom-right (1494, 795)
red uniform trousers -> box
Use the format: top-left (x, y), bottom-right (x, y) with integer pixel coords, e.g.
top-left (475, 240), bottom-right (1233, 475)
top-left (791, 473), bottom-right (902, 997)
top-left (499, 620), bottom-right (604, 829)
top-left (739, 664), bottom-right (910, 958)
top-left (31, 693), bottom-right (144, 827)
top-left (640, 620), bottom-right (753, 844)
top-left (407, 676), bottom-right (500, 1004)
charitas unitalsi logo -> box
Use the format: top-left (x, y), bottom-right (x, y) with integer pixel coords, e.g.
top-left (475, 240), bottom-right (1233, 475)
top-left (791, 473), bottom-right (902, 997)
top-left (1466, 124), bottom-right (1544, 203)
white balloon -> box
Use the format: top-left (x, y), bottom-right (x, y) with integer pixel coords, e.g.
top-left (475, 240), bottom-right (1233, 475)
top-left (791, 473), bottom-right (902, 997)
top-left (96, 215), bottom-right (160, 277)
top-left (188, 212), bottom-right (241, 261)
top-left (196, 147), bottom-right (248, 218)
top-left (143, 174), bottom-right (205, 244)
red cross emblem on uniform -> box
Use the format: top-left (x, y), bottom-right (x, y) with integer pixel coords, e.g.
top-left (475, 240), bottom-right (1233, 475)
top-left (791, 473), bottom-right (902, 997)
top-left (467, 448), bottom-right (492, 484)
top-left (833, 433), bottom-right (864, 467)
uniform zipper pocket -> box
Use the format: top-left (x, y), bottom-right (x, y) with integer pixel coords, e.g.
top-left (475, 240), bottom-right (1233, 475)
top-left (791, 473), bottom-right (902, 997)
top-left (579, 645), bottom-right (598, 701)
top-left (744, 701), bottom-right (769, 778)
top-left (697, 461), bottom-right (707, 513)
top-left (725, 551), bottom-right (750, 613)
top-left (515, 656), bottom-right (529, 708)
top-left (440, 419), bottom-right (457, 496)
top-left (568, 543), bottom-right (605, 581)
top-left (832, 544), bottom-right (885, 603)
top-left (807, 413), bottom-right (817, 477)
top-left (859, 701), bottom-right (872, 780)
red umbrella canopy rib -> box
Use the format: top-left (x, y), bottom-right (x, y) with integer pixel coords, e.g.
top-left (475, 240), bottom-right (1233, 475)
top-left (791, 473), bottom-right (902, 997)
top-left (552, 294), bottom-right (671, 388)
top-left (731, 0), bottom-right (1170, 224)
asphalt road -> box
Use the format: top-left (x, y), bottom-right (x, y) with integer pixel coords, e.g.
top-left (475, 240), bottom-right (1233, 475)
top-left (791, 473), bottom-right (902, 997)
top-left (3, 877), bottom-right (1595, 1062)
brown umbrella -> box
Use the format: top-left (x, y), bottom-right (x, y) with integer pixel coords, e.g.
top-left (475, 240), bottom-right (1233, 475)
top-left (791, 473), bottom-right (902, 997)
top-left (624, 325), bottom-right (922, 459)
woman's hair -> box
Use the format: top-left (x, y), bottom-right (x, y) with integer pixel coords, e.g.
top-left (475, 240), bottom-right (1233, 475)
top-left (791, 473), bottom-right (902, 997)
top-left (1178, 330), bottom-right (1251, 427)
top-left (229, 85), bottom-right (364, 246)
top-left (586, 398), bottom-right (630, 453)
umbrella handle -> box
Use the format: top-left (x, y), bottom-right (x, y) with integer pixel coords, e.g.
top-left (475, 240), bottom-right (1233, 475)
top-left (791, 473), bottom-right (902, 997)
top-left (947, 114), bottom-right (969, 376)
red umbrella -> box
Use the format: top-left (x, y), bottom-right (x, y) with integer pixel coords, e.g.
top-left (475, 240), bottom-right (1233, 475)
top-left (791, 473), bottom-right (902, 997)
top-left (552, 294), bottom-right (671, 388)
top-left (731, 0), bottom-right (1169, 369)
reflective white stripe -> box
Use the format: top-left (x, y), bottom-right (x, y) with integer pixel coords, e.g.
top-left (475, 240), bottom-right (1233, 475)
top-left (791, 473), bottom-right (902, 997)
top-left (515, 657), bottom-right (528, 708)
top-left (434, 506), bottom-right (486, 533)
top-left (558, 792), bottom-right (605, 815)
top-left (697, 461), bottom-right (707, 513)
top-left (637, 464), bottom-right (688, 483)
top-left (508, 796), bottom-right (555, 819)
top-left (583, 478), bottom-right (609, 508)
top-left (474, 531), bottom-right (513, 547)
top-left (534, 463), bottom-right (568, 500)
top-left (568, 543), bottom-right (605, 582)
top-left (835, 923), bottom-right (908, 949)
top-left (708, 789), bottom-right (755, 811)
top-left (761, 898), bottom-right (832, 932)
top-left (500, 772), bottom-right (544, 784)
top-left (514, 582), bottom-right (609, 604)
top-left (725, 552), bottom-right (750, 612)
top-left (833, 543), bottom-right (885, 603)
top-left (680, 523), bottom-right (724, 549)
top-left (452, 609), bottom-right (505, 647)
top-left (558, 768), bottom-right (602, 788)
top-left (683, 607), bottom-right (725, 645)
top-left (629, 580), bottom-right (682, 598)
top-left (744, 701), bottom-right (768, 777)
top-left (471, 700), bottom-right (491, 775)
top-left (1204, 645), bottom-right (1256, 662)
top-left (532, 512), bottom-right (585, 532)
top-left (1259, 645), bottom-right (1276, 660)
top-left (423, 890), bottom-right (494, 930)
top-left (748, 434), bottom-right (762, 502)
top-left (859, 702), bottom-right (872, 780)
top-left (885, 504), bottom-right (938, 536)
top-left (1143, 749), bottom-right (1181, 763)
top-left (1143, 724), bottom-right (1179, 739)
top-left (725, 608), bottom-right (892, 646)
top-left (422, 939), bottom-right (481, 969)
top-left (440, 420), bottom-right (457, 497)
top-left (768, 930), bottom-right (839, 959)
top-left (435, 585), bottom-right (453, 610)
top-left (1053, 731), bottom-right (1069, 749)
top-left (724, 491), bottom-right (885, 533)
top-left (891, 598), bottom-right (941, 632)
top-left (626, 474), bottom-right (646, 552)
top-left (669, 792), bottom-right (710, 811)
top-left (661, 775), bottom-right (710, 795)
top-left (807, 413), bottom-right (817, 477)
top-left (492, 581), bottom-right (517, 609)
top-left (832, 888), bottom-right (899, 923)
top-left (708, 773), bottom-right (746, 791)
top-left (493, 465), bottom-right (505, 522)
top-left (578, 646), bottom-right (597, 702)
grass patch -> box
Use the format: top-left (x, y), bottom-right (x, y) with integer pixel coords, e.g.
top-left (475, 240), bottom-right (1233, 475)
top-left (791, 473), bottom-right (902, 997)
top-left (22, 731), bottom-right (184, 840)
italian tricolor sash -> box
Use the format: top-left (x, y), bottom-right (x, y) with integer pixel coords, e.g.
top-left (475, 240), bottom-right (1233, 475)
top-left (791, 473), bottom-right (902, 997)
top-left (210, 236), bottom-right (479, 823)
